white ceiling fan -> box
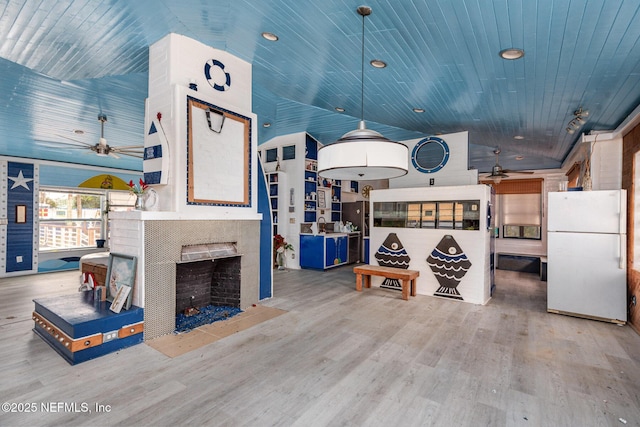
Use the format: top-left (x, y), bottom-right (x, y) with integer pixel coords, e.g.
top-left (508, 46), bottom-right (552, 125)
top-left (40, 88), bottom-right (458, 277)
top-left (484, 148), bottom-right (534, 180)
top-left (50, 114), bottom-right (144, 159)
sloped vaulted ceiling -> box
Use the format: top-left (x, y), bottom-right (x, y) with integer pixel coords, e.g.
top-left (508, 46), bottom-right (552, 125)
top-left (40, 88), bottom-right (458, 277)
top-left (0, 0), bottom-right (639, 173)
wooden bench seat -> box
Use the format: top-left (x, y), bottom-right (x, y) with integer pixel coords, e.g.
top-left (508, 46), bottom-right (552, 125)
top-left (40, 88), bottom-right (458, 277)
top-left (353, 265), bottom-right (419, 301)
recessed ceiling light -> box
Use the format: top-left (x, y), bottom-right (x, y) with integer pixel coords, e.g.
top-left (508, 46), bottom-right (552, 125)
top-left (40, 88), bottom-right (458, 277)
top-left (335, 107), bottom-right (345, 112)
top-left (370, 59), bottom-right (387, 68)
top-left (413, 108), bottom-right (425, 113)
top-left (515, 155), bottom-right (524, 160)
top-left (261, 32), bottom-right (279, 41)
top-left (514, 135), bottom-right (524, 140)
top-left (499, 48), bottom-right (524, 60)
top-left (263, 122), bottom-right (271, 128)
top-left (73, 129), bottom-right (85, 135)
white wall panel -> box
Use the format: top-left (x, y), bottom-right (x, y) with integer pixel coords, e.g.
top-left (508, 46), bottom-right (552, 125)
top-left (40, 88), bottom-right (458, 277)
top-left (390, 131), bottom-right (478, 189)
top-left (369, 185), bottom-right (492, 304)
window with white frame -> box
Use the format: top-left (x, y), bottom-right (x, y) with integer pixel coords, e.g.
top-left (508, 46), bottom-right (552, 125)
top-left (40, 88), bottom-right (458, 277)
top-left (39, 188), bottom-right (106, 250)
top-left (38, 188), bottom-right (136, 250)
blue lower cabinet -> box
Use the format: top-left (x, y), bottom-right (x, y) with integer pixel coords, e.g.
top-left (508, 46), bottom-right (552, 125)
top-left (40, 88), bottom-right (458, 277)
top-left (325, 235), bottom-right (347, 267)
top-left (300, 235), bottom-right (325, 269)
top-left (300, 234), bottom-right (348, 270)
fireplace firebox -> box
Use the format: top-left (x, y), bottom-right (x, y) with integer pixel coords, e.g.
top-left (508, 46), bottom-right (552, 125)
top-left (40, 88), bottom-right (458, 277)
top-left (175, 256), bottom-right (241, 314)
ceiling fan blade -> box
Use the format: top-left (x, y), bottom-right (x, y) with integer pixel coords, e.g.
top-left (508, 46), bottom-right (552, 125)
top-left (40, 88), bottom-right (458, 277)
top-left (113, 149), bottom-right (144, 155)
top-left (484, 171), bottom-right (509, 177)
top-left (54, 134), bottom-right (94, 147)
top-left (122, 152), bottom-right (144, 159)
top-left (112, 144), bottom-right (144, 150)
top-left (502, 170), bottom-right (534, 174)
top-left (40, 139), bottom-right (88, 149)
top-left (37, 140), bottom-right (91, 150)
top-left (111, 147), bottom-right (144, 158)
top-left (108, 152), bottom-right (120, 159)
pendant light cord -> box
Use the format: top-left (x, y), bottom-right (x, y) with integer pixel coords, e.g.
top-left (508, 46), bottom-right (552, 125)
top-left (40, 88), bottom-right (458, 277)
top-left (360, 10), bottom-right (366, 122)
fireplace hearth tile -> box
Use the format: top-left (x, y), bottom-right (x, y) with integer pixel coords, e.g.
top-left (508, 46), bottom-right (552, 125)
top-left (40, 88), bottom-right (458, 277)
top-left (146, 305), bottom-right (286, 358)
top-left (145, 329), bottom-right (219, 358)
top-left (198, 320), bottom-right (242, 339)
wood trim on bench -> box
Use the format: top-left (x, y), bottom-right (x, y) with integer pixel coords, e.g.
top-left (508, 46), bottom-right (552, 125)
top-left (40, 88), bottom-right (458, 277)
top-left (353, 265), bottom-right (419, 301)
top-left (33, 311), bottom-right (104, 352)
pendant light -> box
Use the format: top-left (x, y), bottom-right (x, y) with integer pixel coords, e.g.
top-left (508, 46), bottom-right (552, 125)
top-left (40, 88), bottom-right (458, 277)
top-left (317, 5), bottom-right (408, 181)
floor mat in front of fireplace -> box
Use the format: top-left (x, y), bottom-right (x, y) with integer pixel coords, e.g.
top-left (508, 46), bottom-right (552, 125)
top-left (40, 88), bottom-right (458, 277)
top-left (146, 304), bottom-right (287, 358)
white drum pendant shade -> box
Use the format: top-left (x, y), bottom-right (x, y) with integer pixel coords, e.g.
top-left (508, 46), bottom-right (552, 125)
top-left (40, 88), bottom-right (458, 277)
top-left (318, 121), bottom-right (408, 180)
top-left (317, 6), bottom-right (409, 181)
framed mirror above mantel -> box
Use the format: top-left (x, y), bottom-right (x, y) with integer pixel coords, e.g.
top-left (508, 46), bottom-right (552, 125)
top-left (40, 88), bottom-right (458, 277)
top-left (186, 96), bottom-right (251, 207)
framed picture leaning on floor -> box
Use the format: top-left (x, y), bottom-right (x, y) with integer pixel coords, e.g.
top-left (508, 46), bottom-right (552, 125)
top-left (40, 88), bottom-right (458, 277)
top-left (106, 253), bottom-right (137, 311)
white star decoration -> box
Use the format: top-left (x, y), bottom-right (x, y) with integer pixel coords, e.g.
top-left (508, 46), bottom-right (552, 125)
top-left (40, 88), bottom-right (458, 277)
top-left (8, 170), bottom-right (33, 190)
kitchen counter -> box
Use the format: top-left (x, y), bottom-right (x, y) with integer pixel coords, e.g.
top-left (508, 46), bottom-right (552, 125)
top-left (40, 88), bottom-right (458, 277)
top-left (299, 231), bottom-right (360, 238)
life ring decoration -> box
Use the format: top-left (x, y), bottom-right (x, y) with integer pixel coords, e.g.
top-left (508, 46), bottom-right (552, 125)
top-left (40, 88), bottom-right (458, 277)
top-left (411, 136), bottom-right (450, 173)
top-left (204, 59), bottom-right (231, 92)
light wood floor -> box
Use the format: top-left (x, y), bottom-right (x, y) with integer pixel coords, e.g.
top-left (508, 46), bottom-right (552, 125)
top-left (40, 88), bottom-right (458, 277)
top-left (1, 267), bottom-right (639, 426)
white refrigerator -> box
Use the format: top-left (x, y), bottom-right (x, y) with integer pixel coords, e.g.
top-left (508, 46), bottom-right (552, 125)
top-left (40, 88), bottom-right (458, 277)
top-left (547, 189), bottom-right (627, 323)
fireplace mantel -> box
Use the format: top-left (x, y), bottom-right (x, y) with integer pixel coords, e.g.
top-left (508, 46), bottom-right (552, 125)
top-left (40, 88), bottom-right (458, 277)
top-left (110, 210), bottom-right (262, 222)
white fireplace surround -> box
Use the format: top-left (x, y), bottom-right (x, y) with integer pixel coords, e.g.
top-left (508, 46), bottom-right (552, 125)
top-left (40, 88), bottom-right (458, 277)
top-left (109, 211), bottom-right (261, 340)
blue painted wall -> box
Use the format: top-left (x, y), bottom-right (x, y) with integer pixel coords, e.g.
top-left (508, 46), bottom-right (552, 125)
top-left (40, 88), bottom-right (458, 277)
top-left (6, 162), bottom-right (35, 272)
top-left (257, 159), bottom-right (273, 299)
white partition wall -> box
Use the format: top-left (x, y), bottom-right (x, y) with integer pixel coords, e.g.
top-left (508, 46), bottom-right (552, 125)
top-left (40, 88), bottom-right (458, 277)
top-left (369, 184), bottom-right (494, 305)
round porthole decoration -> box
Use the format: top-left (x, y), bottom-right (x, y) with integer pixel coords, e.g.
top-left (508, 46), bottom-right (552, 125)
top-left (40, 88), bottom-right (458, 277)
top-left (411, 137), bottom-right (450, 173)
top-left (204, 59), bottom-right (231, 92)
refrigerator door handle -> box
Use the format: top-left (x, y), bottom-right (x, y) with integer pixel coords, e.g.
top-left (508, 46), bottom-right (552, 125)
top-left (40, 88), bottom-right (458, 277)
top-left (619, 201), bottom-right (625, 234)
top-left (619, 189), bottom-right (627, 234)
top-left (619, 190), bottom-right (627, 269)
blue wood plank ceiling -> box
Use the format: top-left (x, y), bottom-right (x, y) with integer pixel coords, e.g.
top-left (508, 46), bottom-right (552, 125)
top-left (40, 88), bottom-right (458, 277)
top-left (0, 0), bottom-right (639, 174)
